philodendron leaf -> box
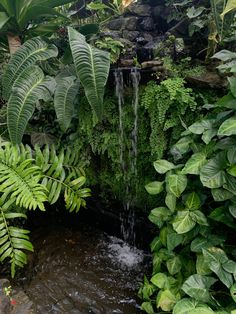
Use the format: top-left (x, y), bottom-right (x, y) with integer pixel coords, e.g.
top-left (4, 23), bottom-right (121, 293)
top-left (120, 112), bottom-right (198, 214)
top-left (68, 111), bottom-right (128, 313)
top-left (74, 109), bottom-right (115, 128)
top-left (182, 153), bottom-right (207, 175)
top-left (190, 210), bottom-right (208, 226)
top-left (151, 272), bottom-right (168, 289)
top-left (173, 298), bottom-right (211, 314)
top-left (173, 210), bottom-right (196, 234)
top-left (230, 283), bottom-right (236, 303)
top-left (141, 302), bottom-right (155, 314)
top-left (167, 256), bottom-right (182, 275)
top-left (182, 274), bottom-right (217, 302)
top-left (185, 192), bottom-right (201, 210)
top-left (157, 289), bottom-right (178, 311)
top-left (148, 207), bottom-right (171, 228)
top-left (213, 50), bottom-right (236, 61)
top-left (212, 188), bottom-right (234, 201)
top-left (165, 193), bottom-right (176, 212)
top-left (167, 174), bottom-right (187, 198)
top-left (145, 181), bottom-right (164, 195)
top-left (218, 116), bottom-right (236, 136)
top-left (153, 159), bottom-right (175, 174)
top-left (188, 119), bottom-right (214, 134)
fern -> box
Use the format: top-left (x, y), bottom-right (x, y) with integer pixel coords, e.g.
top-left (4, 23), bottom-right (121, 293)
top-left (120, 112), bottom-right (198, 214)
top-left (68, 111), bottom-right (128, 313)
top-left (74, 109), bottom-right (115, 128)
top-left (0, 200), bottom-right (33, 278)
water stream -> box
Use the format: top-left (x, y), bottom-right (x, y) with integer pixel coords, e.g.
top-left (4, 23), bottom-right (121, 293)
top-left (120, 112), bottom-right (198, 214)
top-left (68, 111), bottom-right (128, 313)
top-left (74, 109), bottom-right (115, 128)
top-left (19, 222), bottom-right (148, 314)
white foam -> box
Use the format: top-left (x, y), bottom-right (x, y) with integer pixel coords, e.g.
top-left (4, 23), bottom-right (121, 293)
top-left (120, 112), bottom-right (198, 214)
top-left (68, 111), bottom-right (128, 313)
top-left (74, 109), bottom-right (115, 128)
top-left (107, 236), bottom-right (143, 268)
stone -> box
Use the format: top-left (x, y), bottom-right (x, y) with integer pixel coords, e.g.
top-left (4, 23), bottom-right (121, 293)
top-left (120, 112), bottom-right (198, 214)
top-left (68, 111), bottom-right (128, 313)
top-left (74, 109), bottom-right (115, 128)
top-left (186, 72), bottom-right (227, 89)
top-left (0, 279), bottom-right (11, 314)
top-left (119, 59), bottom-right (134, 67)
top-left (126, 4), bottom-right (151, 16)
top-left (100, 31), bottom-right (122, 39)
top-left (141, 60), bottom-right (163, 68)
top-left (107, 17), bottom-right (125, 30)
top-left (122, 30), bottom-right (140, 42)
top-left (124, 16), bottom-right (139, 31)
top-left (139, 17), bottom-right (155, 31)
top-left (143, 32), bottom-right (154, 42)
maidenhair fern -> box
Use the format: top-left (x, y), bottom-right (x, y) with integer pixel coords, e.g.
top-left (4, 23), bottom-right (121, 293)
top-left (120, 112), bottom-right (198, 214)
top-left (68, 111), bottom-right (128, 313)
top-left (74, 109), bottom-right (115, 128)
top-left (0, 140), bottom-right (90, 276)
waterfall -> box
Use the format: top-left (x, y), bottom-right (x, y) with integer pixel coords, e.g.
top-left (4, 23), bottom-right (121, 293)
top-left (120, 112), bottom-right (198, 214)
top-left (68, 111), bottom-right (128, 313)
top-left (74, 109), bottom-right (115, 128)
top-left (114, 69), bottom-right (125, 173)
top-left (114, 67), bottom-right (141, 246)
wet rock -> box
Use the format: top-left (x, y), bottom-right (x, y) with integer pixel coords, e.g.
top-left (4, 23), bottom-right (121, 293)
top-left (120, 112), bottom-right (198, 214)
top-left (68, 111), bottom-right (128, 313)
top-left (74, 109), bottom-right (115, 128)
top-left (126, 4), bottom-right (151, 16)
top-left (119, 59), bottom-right (134, 67)
top-left (140, 17), bottom-right (155, 31)
top-left (125, 16), bottom-right (139, 30)
top-left (107, 17), bottom-right (125, 30)
top-left (100, 31), bottom-right (122, 39)
top-left (11, 290), bottom-right (35, 314)
top-left (143, 32), bottom-right (154, 42)
top-left (0, 279), bottom-right (11, 314)
top-left (186, 71), bottom-right (227, 89)
top-left (141, 60), bottom-right (163, 69)
top-left (123, 30), bottom-right (140, 42)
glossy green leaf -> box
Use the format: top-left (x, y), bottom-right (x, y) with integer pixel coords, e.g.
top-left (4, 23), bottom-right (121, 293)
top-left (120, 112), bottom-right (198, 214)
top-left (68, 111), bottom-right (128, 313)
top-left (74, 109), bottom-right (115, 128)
top-left (190, 210), bottom-right (208, 226)
top-left (165, 193), bottom-right (176, 212)
top-left (167, 232), bottom-right (183, 251)
top-left (218, 116), bottom-right (236, 136)
top-left (173, 211), bottom-right (196, 234)
top-left (196, 254), bottom-right (211, 275)
top-left (167, 174), bottom-right (187, 198)
top-left (188, 119), bottom-right (214, 134)
top-left (213, 50), bottom-right (236, 61)
top-left (221, 0), bottom-right (236, 19)
top-left (148, 207), bottom-right (171, 228)
top-left (157, 289), bottom-right (178, 311)
top-left (211, 188), bottom-right (234, 201)
top-left (141, 302), bottom-right (155, 314)
top-left (173, 298), bottom-right (206, 314)
top-left (182, 153), bottom-right (207, 175)
top-left (167, 256), bottom-right (182, 275)
top-left (151, 272), bottom-right (168, 289)
top-left (185, 192), bottom-right (201, 210)
top-left (145, 181), bottom-right (164, 195)
top-left (230, 283), bottom-right (236, 303)
top-left (182, 274), bottom-right (217, 302)
top-left (153, 159), bottom-right (175, 174)
top-left (150, 236), bottom-right (162, 252)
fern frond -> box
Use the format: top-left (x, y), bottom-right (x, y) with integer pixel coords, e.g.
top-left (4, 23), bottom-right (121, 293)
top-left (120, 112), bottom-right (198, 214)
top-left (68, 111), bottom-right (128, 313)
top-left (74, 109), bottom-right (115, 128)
top-left (0, 144), bottom-right (47, 211)
top-left (0, 204), bottom-right (33, 278)
top-left (2, 37), bottom-right (58, 100)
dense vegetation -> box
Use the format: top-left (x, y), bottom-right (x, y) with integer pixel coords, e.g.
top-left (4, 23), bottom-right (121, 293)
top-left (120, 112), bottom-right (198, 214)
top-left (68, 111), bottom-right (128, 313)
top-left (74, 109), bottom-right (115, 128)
top-left (0, 0), bottom-right (236, 313)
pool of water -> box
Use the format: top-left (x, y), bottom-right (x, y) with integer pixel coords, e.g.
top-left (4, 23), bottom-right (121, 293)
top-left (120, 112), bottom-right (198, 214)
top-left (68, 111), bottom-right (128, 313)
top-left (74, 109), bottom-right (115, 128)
top-left (20, 223), bottom-right (149, 313)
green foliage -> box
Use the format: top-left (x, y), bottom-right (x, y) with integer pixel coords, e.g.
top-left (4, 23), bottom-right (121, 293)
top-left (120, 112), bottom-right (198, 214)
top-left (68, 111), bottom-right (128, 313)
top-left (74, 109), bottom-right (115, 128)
top-left (140, 57), bottom-right (236, 313)
top-left (95, 37), bottom-right (125, 63)
top-left (0, 140), bottom-right (90, 277)
top-left (141, 77), bottom-right (198, 159)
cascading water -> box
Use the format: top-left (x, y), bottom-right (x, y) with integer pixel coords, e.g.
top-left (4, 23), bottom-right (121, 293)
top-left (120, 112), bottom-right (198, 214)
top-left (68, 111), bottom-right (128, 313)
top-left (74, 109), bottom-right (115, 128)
top-left (114, 67), bottom-right (141, 246)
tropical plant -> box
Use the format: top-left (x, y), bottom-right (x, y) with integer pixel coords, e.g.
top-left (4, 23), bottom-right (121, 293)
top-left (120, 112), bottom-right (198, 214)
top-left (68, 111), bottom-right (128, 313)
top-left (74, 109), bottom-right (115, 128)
top-left (139, 53), bottom-right (236, 313)
top-left (0, 140), bottom-right (90, 277)
top-left (95, 37), bottom-right (125, 63)
top-left (0, 0), bottom-right (77, 54)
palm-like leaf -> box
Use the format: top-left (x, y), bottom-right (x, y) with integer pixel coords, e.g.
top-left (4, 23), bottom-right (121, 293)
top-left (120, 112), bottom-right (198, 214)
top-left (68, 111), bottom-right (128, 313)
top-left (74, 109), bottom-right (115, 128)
top-left (7, 65), bottom-right (56, 144)
top-left (0, 143), bottom-right (47, 211)
top-left (2, 37), bottom-right (58, 100)
top-left (54, 76), bottom-right (79, 131)
top-left (0, 203), bottom-right (33, 278)
top-left (68, 27), bottom-right (110, 119)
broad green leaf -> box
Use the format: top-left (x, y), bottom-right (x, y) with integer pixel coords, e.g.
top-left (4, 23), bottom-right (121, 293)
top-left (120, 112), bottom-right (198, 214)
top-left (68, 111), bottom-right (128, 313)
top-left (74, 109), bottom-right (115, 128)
top-left (229, 205), bottom-right (236, 217)
top-left (165, 193), bottom-right (176, 212)
top-left (0, 12), bottom-right (10, 30)
top-left (203, 247), bottom-right (233, 288)
top-left (229, 76), bottom-right (236, 97)
top-left (209, 206), bottom-right (236, 229)
top-left (216, 93), bottom-right (236, 109)
top-left (185, 192), bottom-right (201, 210)
top-left (221, 0), bottom-right (236, 19)
top-left (190, 210), bottom-right (208, 226)
top-left (167, 232), bottom-right (183, 251)
top-left (223, 174), bottom-right (236, 195)
top-left (171, 136), bottom-right (192, 157)
top-left (141, 276), bottom-right (156, 300)
top-left (173, 298), bottom-right (203, 314)
top-left (202, 128), bottom-right (217, 144)
top-left (182, 153), bottom-right (207, 175)
top-left (211, 188), bottom-right (234, 201)
top-left (230, 283), bottom-right (236, 303)
top-left (196, 254), bottom-right (211, 275)
top-left (212, 50), bottom-right (236, 61)
top-left (150, 236), bottom-right (162, 252)
top-left (54, 76), bottom-right (79, 131)
top-left (189, 308), bottom-right (214, 314)
top-left (167, 174), bottom-right (187, 198)
top-left (7, 66), bottom-right (54, 144)
top-left (68, 27), bottom-right (110, 119)
top-left (218, 116), bottom-right (236, 136)
top-left (200, 153), bottom-right (227, 188)
top-left (182, 274), bottom-right (217, 302)
top-left (191, 235), bottom-right (225, 253)
top-left (173, 211), bottom-right (196, 234)
top-left (153, 159), bottom-right (175, 174)
top-left (227, 165), bottom-right (236, 176)
top-left (151, 272), bottom-right (168, 289)
top-left (2, 37), bottom-right (58, 100)
top-left (187, 6), bottom-right (205, 18)
top-left (145, 181), bottom-right (164, 195)
top-left (188, 119), bottom-right (214, 134)
top-left (157, 289), bottom-right (178, 311)
top-left (167, 256), bottom-right (182, 275)
top-left (227, 147), bottom-right (236, 164)
top-left (148, 207), bottom-right (170, 228)
top-left (141, 302), bottom-right (155, 314)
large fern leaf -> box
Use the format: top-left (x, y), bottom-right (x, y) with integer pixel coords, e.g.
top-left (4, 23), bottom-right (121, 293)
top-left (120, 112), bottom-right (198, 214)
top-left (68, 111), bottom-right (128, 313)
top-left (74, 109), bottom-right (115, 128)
top-left (0, 144), bottom-right (47, 211)
top-left (35, 145), bottom-right (90, 210)
top-left (0, 202), bottom-right (33, 278)
top-left (68, 27), bottom-right (110, 119)
top-left (7, 65), bottom-right (56, 144)
top-left (54, 76), bottom-right (79, 131)
top-left (2, 37), bottom-right (58, 100)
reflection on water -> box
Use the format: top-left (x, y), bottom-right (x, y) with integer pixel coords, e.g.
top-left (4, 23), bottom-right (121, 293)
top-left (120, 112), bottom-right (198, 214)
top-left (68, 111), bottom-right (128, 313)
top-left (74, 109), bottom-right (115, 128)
top-left (21, 223), bottom-right (149, 314)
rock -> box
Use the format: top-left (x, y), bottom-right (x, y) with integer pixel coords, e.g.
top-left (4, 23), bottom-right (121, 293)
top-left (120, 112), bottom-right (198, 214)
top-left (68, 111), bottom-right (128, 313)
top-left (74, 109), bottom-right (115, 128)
top-left (140, 17), bottom-right (155, 31)
top-left (141, 60), bottom-right (163, 68)
top-left (143, 32), bottom-right (154, 42)
top-left (10, 290), bottom-right (35, 314)
top-left (126, 4), bottom-right (151, 16)
top-left (119, 59), bottom-right (134, 67)
top-left (107, 17), bottom-right (125, 30)
top-left (151, 65), bottom-right (166, 72)
top-left (100, 31), bottom-right (122, 39)
top-left (125, 16), bottom-right (139, 31)
top-left (0, 279), bottom-right (11, 314)
top-left (186, 72), bottom-right (227, 89)
top-left (122, 30), bottom-right (140, 42)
